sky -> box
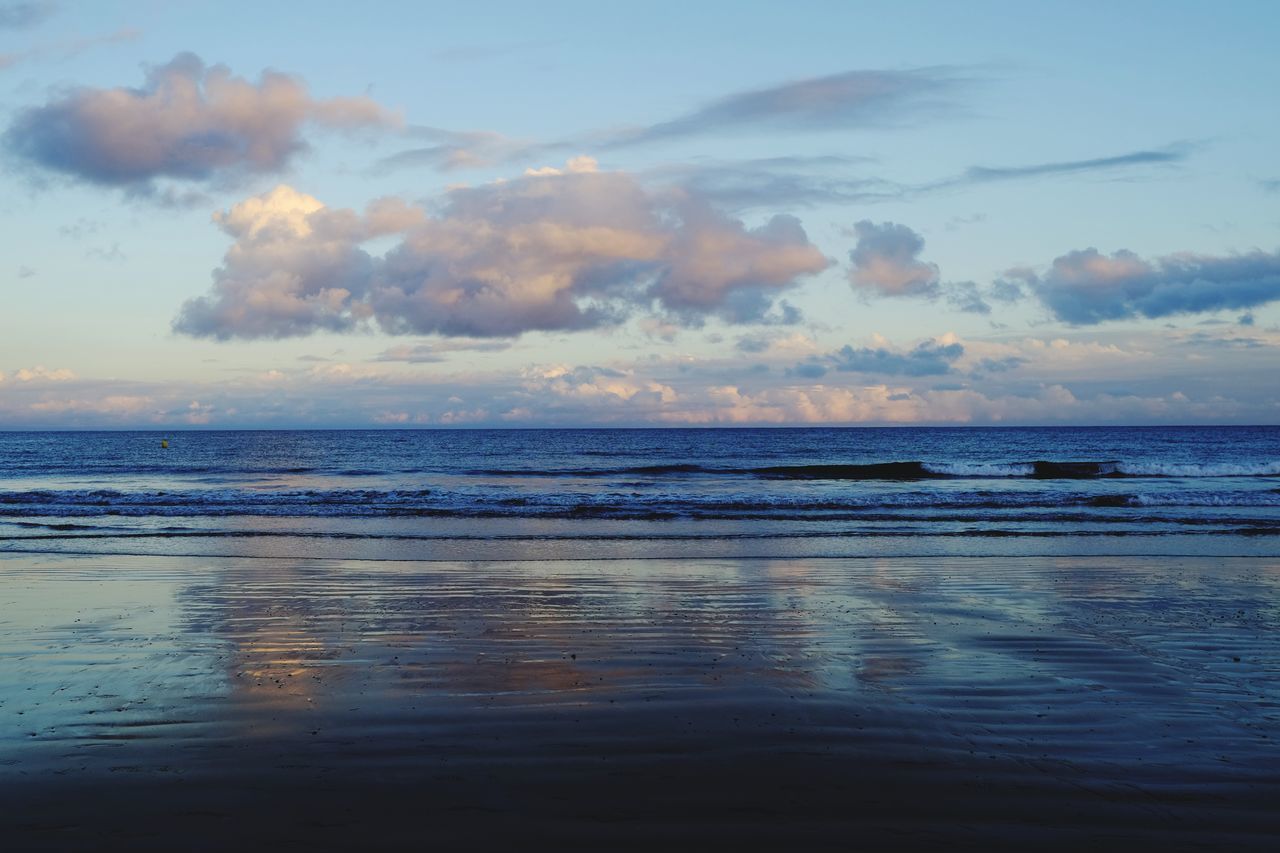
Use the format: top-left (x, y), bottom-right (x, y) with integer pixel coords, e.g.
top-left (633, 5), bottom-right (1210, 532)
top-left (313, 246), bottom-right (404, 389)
top-left (1, 0), bottom-right (1279, 428)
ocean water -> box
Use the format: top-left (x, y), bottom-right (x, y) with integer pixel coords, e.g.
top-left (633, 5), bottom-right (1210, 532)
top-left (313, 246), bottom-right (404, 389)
top-left (5, 429), bottom-right (1280, 848)
top-left (2, 426), bottom-right (1279, 560)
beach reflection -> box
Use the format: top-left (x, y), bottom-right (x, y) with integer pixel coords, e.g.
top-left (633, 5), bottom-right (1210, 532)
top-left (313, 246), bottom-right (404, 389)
top-left (6, 549), bottom-right (1280, 829)
top-left (178, 556), bottom-right (847, 738)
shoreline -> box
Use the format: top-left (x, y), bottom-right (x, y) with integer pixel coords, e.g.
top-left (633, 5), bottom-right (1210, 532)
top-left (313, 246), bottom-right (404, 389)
top-left (5, 531), bottom-right (1280, 562)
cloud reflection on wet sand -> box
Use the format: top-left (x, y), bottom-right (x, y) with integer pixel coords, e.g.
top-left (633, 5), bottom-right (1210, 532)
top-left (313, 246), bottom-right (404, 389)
top-left (2, 554), bottom-right (1278, 849)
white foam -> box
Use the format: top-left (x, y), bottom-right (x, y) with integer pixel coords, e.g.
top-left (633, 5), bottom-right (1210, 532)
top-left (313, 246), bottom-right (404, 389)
top-left (1131, 491), bottom-right (1280, 507)
top-left (1116, 461), bottom-right (1280, 478)
top-left (922, 462), bottom-right (1035, 478)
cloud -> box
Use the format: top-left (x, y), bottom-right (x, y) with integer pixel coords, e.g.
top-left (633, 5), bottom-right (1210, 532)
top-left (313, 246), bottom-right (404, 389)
top-left (173, 184), bottom-right (377, 338)
top-left (523, 364), bottom-right (678, 408)
top-left (375, 340), bottom-right (513, 363)
top-left (610, 68), bottom-right (963, 146)
top-left (5, 52), bottom-right (400, 190)
top-left (5, 324), bottom-right (1279, 427)
top-left (989, 276), bottom-right (1028, 304)
top-left (651, 145), bottom-right (1188, 212)
top-left (174, 162), bottom-right (829, 340)
top-left (845, 220), bottom-right (1280, 327)
top-left (0, 1), bottom-right (54, 28)
top-left (638, 316), bottom-right (682, 341)
top-left (789, 362), bottom-right (828, 379)
top-left (653, 155), bottom-right (896, 210)
top-left (25, 395), bottom-right (153, 417)
top-left (370, 125), bottom-right (558, 173)
top-left (1175, 330), bottom-right (1269, 350)
top-left (829, 336), bottom-right (964, 376)
top-left (732, 331), bottom-right (819, 356)
top-left (0, 364), bottom-right (75, 383)
top-left (973, 356), bottom-right (1027, 373)
top-left (945, 280), bottom-right (991, 314)
top-left (1021, 246), bottom-right (1280, 324)
top-left (647, 379), bottom-right (1217, 426)
top-left (954, 148), bottom-right (1186, 185)
top-left (85, 243), bottom-right (125, 262)
top-left (1, 26), bottom-right (138, 72)
top-left (848, 220), bottom-right (940, 298)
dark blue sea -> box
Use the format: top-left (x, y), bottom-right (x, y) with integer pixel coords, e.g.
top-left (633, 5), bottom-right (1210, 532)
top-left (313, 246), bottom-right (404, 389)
top-left (2, 426), bottom-right (1279, 559)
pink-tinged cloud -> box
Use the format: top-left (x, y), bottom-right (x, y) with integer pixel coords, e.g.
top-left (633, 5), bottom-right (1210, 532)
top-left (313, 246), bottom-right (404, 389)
top-left (848, 220), bottom-right (940, 298)
top-left (0, 364), bottom-right (75, 383)
top-left (5, 325), bottom-right (1280, 427)
top-left (5, 52), bottom-right (400, 190)
top-left (174, 161), bottom-right (830, 339)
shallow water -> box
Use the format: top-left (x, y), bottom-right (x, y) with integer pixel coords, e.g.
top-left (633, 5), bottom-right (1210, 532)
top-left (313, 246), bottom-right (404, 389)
top-left (2, 552), bottom-right (1277, 849)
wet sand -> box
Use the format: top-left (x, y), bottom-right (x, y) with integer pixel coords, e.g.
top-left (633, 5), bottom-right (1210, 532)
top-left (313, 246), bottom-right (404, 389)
top-left (1, 553), bottom-right (1278, 850)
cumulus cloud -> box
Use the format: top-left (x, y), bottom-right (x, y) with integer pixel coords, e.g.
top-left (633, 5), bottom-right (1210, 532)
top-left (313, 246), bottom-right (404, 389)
top-left (174, 162), bottom-right (830, 340)
top-left (173, 185), bottom-right (376, 337)
top-left (611, 68), bottom-right (962, 146)
top-left (848, 220), bottom-right (940, 298)
top-left (1021, 246), bottom-right (1280, 324)
top-left (5, 52), bottom-right (400, 190)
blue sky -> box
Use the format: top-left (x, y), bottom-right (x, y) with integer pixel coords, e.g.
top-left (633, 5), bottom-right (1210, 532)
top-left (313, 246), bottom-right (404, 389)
top-left (2, 0), bottom-right (1278, 427)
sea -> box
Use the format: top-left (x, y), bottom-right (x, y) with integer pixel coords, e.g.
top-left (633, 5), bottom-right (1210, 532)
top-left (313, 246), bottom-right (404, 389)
top-left (5, 426), bottom-right (1280, 848)
top-left (2, 425), bottom-right (1278, 561)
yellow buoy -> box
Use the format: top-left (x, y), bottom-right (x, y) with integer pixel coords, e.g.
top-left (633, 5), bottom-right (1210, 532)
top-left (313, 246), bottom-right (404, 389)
top-left (161, 439), bottom-right (169, 449)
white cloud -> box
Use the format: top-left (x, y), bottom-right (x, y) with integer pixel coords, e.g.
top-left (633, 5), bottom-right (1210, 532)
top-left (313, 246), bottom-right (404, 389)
top-left (175, 163), bottom-right (830, 340)
top-left (4, 365), bottom-right (75, 383)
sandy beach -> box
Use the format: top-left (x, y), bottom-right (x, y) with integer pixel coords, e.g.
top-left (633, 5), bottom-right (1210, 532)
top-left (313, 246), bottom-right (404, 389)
top-left (2, 552), bottom-right (1276, 850)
